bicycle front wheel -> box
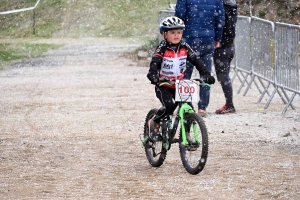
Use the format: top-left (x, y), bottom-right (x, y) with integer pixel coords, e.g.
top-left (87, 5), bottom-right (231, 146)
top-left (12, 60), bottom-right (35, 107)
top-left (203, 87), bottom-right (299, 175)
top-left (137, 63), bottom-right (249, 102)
top-left (143, 109), bottom-right (167, 167)
top-left (179, 113), bottom-right (208, 175)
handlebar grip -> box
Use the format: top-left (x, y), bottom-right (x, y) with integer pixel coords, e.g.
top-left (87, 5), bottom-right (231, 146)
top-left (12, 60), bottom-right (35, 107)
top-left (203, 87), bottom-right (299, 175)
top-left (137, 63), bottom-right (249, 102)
top-left (158, 77), bottom-right (170, 82)
top-left (192, 78), bottom-right (203, 83)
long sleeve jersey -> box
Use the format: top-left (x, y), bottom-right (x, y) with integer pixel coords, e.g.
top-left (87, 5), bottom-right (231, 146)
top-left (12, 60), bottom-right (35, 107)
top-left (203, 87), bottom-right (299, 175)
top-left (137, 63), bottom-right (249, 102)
top-left (147, 40), bottom-right (210, 88)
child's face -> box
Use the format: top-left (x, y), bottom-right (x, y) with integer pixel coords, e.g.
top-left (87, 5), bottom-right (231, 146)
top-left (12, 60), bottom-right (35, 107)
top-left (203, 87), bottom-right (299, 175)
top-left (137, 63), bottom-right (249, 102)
top-left (163, 29), bottom-right (183, 45)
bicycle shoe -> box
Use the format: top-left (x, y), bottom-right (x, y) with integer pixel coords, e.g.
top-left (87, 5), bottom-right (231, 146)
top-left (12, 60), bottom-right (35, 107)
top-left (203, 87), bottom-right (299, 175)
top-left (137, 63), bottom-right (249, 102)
top-left (148, 119), bottom-right (161, 142)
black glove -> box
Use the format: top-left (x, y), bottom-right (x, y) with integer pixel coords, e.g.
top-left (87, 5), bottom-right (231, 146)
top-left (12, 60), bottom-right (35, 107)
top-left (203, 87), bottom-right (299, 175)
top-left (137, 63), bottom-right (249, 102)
top-left (204, 75), bottom-right (215, 84)
top-left (150, 75), bottom-right (159, 85)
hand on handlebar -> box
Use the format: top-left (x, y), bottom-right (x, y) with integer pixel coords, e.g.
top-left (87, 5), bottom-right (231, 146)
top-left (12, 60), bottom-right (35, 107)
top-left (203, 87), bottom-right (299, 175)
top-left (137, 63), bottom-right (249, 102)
top-left (150, 76), bottom-right (171, 85)
top-left (203, 75), bottom-right (215, 84)
top-left (150, 75), bottom-right (159, 85)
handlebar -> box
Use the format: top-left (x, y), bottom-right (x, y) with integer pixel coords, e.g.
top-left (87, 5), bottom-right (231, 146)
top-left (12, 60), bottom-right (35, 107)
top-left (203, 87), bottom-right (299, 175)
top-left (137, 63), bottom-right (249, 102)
top-left (158, 77), bottom-right (172, 87)
top-left (158, 77), bottom-right (170, 82)
top-left (158, 78), bottom-right (212, 88)
top-left (192, 78), bottom-right (213, 88)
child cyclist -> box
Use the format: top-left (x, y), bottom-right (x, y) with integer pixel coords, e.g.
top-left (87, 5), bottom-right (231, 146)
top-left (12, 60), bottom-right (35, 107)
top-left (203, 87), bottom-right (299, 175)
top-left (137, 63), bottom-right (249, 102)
top-left (147, 16), bottom-right (215, 141)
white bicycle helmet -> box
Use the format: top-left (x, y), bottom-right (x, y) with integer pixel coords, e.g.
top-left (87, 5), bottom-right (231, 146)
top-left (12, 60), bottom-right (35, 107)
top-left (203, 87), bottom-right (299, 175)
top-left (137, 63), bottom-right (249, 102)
top-left (159, 16), bottom-right (185, 33)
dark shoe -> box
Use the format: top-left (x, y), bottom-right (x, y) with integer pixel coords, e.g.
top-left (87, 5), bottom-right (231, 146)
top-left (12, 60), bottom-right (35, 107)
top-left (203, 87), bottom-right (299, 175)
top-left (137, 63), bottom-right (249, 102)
top-left (215, 105), bottom-right (236, 114)
top-left (148, 119), bottom-right (161, 142)
top-left (198, 109), bottom-right (207, 118)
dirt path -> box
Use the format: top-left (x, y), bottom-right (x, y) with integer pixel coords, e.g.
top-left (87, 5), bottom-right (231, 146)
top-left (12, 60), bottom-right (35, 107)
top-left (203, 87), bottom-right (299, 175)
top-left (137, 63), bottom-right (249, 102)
top-left (0, 38), bottom-right (300, 199)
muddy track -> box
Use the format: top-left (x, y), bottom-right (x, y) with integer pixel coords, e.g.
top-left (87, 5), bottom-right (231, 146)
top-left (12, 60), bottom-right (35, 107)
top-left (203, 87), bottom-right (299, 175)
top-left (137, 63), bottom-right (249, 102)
top-left (0, 38), bottom-right (299, 199)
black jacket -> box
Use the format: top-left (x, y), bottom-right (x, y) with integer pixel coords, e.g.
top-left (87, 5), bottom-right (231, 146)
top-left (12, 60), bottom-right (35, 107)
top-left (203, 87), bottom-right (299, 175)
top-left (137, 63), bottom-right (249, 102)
top-left (147, 40), bottom-right (210, 85)
top-left (220, 0), bottom-right (238, 48)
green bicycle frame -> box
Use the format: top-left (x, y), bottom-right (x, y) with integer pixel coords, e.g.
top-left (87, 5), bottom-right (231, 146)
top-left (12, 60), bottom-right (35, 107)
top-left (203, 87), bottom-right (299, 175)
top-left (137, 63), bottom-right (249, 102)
top-left (159, 80), bottom-right (211, 146)
top-left (178, 103), bottom-right (200, 146)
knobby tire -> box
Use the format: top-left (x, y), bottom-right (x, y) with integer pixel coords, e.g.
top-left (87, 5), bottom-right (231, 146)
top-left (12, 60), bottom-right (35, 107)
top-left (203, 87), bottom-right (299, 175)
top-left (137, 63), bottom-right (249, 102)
top-left (179, 113), bottom-right (209, 175)
top-left (143, 109), bottom-right (167, 167)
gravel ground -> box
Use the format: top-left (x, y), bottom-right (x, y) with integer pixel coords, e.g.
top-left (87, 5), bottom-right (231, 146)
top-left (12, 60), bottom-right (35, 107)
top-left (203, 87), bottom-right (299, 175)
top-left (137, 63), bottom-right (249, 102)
top-left (0, 38), bottom-right (300, 199)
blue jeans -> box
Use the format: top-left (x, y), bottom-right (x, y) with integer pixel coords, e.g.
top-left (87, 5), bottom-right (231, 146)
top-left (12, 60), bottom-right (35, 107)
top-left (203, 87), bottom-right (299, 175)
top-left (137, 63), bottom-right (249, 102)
top-left (184, 43), bottom-right (214, 110)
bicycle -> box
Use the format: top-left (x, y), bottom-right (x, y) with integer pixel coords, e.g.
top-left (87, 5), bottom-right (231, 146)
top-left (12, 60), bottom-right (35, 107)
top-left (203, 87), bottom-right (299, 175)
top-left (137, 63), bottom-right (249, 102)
top-left (141, 78), bottom-right (211, 175)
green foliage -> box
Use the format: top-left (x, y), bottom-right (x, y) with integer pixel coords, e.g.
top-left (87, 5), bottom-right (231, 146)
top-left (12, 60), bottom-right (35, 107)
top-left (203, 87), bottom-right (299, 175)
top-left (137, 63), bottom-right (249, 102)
top-left (0, 0), bottom-right (37, 10)
top-left (289, 10), bottom-right (295, 18)
top-left (258, 11), bottom-right (266, 18)
top-left (0, 0), bottom-right (175, 38)
top-left (1, 0), bottom-right (299, 39)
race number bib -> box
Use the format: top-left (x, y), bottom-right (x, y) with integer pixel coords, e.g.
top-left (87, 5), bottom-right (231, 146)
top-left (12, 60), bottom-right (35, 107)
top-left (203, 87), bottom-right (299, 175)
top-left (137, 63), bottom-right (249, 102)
top-left (175, 80), bottom-right (198, 102)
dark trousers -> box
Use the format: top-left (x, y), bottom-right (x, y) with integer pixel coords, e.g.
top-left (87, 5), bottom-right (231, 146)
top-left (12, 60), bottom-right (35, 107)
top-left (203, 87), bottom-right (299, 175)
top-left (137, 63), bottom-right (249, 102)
top-left (213, 46), bottom-right (235, 107)
top-left (153, 85), bottom-right (177, 123)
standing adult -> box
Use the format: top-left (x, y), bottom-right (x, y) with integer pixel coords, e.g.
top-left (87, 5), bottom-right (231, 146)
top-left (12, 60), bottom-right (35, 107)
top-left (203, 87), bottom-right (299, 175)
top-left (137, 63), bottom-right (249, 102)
top-left (175, 0), bottom-right (225, 117)
top-left (214, 0), bottom-right (238, 114)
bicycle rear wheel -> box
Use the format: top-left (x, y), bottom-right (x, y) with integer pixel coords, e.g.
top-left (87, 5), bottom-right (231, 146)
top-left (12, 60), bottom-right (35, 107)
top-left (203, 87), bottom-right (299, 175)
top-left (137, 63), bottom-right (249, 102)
top-left (179, 113), bottom-right (208, 175)
top-left (143, 109), bottom-right (167, 167)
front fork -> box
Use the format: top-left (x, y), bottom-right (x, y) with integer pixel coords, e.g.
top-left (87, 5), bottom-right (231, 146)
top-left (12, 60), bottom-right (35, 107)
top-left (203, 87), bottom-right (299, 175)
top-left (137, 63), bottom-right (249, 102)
top-left (179, 103), bottom-right (198, 146)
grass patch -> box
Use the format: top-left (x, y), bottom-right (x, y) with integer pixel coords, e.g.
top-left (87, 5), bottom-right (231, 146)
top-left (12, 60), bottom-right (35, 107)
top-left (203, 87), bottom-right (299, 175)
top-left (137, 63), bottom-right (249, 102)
top-left (0, 43), bottom-right (63, 62)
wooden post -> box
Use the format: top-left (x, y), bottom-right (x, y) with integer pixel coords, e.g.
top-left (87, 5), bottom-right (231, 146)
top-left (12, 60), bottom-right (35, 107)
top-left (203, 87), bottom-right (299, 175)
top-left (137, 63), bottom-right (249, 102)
top-left (33, 9), bottom-right (36, 35)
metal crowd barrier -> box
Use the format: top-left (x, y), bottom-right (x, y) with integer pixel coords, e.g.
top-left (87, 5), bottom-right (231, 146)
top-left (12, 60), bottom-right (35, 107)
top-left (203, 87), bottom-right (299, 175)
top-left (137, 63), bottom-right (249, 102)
top-left (270, 22), bottom-right (300, 114)
top-left (245, 17), bottom-right (277, 102)
top-left (234, 16), bottom-right (252, 93)
top-left (234, 16), bottom-right (300, 115)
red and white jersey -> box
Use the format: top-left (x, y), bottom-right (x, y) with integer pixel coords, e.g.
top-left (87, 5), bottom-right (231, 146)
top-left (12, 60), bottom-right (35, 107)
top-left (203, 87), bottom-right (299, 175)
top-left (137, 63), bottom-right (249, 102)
top-left (160, 48), bottom-right (187, 79)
